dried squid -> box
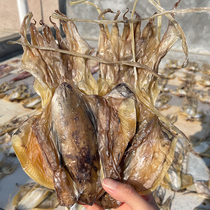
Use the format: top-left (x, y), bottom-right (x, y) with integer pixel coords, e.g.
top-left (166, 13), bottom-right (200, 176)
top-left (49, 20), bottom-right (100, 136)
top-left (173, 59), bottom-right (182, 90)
top-left (13, 183), bottom-right (59, 210)
top-left (11, 1), bottom-right (189, 208)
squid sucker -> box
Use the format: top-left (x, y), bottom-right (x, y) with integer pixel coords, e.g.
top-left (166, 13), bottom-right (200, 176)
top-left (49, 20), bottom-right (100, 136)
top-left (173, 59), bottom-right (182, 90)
top-left (11, 1), bottom-right (188, 208)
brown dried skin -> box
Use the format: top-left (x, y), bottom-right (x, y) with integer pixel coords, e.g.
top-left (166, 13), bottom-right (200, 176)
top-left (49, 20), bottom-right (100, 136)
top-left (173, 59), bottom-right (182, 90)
top-left (97, 11), bottom-right (122, 96)
top-left (29, 21), bottom-right (66, 88)
top-left (122, 114), bottom-right (177, 194)
top-left (68, 21), bottom-right (98, 95)
top-left (119, 11), bottom-right (132, 61)
top-left (82, 84), bottom-right (136, 208)
top-left (104, 86), bottom-right (137, 170)
top-left (97, 23), bottom-right (110, 96)
top-left (0, 116), bottom-right (29, 136)
top-left (50, 82), bottom-right (101, 205)
top-left (12, 116), bottom-right (54, 190)
top-left (135, 17), bottom-right (180, 104)
top-left (20, 13), bottom-right (97, 109)
top-left (97, 11), bottom-right (181, 105)
top-left (32, 103), bottom-right (76, 206)
top-left (88, 85), bottom-right (136, 181)
top-left (92, 86), bottom-right (136, 208)
top-left (97, 13), bottom-right (141, 96)
top-left (55, 13), bottom-right (98, 95)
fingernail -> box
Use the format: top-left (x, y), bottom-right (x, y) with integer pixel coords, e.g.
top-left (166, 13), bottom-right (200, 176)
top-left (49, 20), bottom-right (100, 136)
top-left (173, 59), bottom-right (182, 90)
top-left (102, 178), bottom-right (118, 191)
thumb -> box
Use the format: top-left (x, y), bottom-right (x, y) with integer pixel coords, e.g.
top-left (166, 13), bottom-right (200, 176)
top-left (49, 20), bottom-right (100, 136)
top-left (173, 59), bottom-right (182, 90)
top-left (102, 178), bottom-right (158, 210)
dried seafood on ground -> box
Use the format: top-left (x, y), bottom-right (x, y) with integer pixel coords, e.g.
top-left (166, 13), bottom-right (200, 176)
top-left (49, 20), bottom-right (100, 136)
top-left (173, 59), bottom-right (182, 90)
top-left (4, 84), bottom-right (31, 102)
top-left (0, 81), bottom-right (14, 93)
top-left (10, 71), bottom-right (32, 82)
top-left (0, 156), bottom-right (19, 179)
top-left (158, 78), bottom-right (169, 93)
top-left (153, 186), bottom-right (174, 210)
top-left (0, 133), bottom-right (16, 156)
top-left (165, 59), bottom-right (181, 70)
top-left (9, 59), bottom-right (21, 64)
top-left (198, 89), bottom-right (210, 104)
top-left (179, 93), bottom-right (204, 121)
top-left (0, 133), bottom-right (12, 153)
top-left (198, 75), bottom-right (210, 87)
top-left (194, 181), bottom-right (210, 200)
top-left (171, 82), bottom-right (194, 97)
top-left (161, 138), bottom-right (193, 191)
top-left (201, 63), bottom-right (210, 75)
top-left (159, 68), bottom-right (176, 79)
top-left (12, 183), bottom-right (59, 210)
top-left (11, 1), bottom-right (189, 208)
top-left (185, 61), bottom-right (200, 72)
top-left (178, 72), bottom-right (196, 84)
top-left (21, 95), bottom-right (42, 109)
top-left (0, 64), bottom-right (15, 78)
top-left (191, 132), bottom-right (210, 158)
top-left (155, 93), bottom-right (171, 110)
top-left (165, 113), bottom-right (178, 125)
top-left (0, 115), bottom-right (29, 136)
top-left (0, 133), bottom-right (11, 145)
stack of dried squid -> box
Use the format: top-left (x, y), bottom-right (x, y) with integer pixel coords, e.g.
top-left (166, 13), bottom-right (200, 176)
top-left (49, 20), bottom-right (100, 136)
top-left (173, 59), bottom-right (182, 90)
top-left (10, 1), bottom-right (190, 209)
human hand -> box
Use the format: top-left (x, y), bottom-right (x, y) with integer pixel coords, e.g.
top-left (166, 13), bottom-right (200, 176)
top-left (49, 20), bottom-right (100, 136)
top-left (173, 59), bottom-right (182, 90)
top-left (83, 178), bottom-right (159, 210)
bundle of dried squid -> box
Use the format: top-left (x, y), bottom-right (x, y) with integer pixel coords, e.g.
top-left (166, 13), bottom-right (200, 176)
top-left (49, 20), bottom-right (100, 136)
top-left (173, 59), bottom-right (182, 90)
top-left (11, 1), bottom-right (190, 208)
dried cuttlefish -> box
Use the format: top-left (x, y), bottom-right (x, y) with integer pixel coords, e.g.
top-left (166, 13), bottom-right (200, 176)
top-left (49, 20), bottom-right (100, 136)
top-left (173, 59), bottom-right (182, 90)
top-left (21, 95), bottom-right (41, 109)
top-left (9, 59), bottom-right (21, 64)
top-left (10, 71), bottom-right (32, 82)
top-left (11, 1), bottom-right (188, 208)
top-left (161, 138), bottom-right (193, 191)
top-left (198, 75), bottom-right (210, 87)
top-left (0, 133), bottom-right (16, 156)
top-left (185, 61), bottom-right (200, 72)
top-left (165, 59), bottom-right (181, 69)
top-left (153, 186), bottom-right (174, 210)
top-left (0, 156), bottom-right (19, 179)
top-left (159, 68), bottom-right (176, 79)
top-left (171, 82), bottom-right (194, 97)
top-left (0, 115), bottom-right (29, 136)
top-left (0, 133), bottom-right (11, 145)
top-left (155, 93), bottom-right (171, 110)
top-left (198, 89), bottom-right (210, 104)
top-left (201, 63), bottom-right (210, 75)
top-left (165, 113), bottom-right (178, 125)
top-left (4, 84), bottom-right (30, 101)
top-left (195, 181), bottom-right (210, 200)
top-left (0, 81), bottom-right (14, 93)
top-left (184, 181), bottom-right (210, 201)
top-left (0, 133), bottom-right (12, 154)
top-left (179, 93), bottom-right (204, 121)
top-left (158, 78), bottom-right (170, 93)
top-left (191, 132), bottom-right (210, 158)
top-left (0, 64), bottom-right (15, 78)
top-left (178, 72), bottom-right (196, 84)
top-left (13, 183), bottom-right (59, 210)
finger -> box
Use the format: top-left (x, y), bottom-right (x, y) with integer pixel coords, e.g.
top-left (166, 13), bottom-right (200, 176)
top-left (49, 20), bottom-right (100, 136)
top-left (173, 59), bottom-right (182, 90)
top-left (102, 178), bottom-right (158, 210)
top-left (83, 203), bottom-right (104, 210)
